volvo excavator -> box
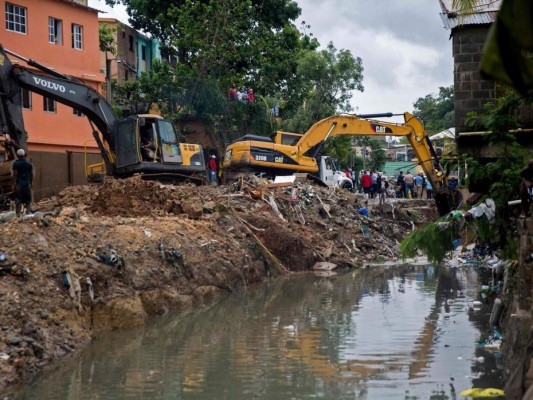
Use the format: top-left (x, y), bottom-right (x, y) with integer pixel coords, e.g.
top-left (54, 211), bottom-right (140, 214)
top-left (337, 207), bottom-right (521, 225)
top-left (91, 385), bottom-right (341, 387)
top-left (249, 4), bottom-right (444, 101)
top-left (0, 45), bottom-right (206, 200)
top-left (222, 112), bottom-right (462, 216)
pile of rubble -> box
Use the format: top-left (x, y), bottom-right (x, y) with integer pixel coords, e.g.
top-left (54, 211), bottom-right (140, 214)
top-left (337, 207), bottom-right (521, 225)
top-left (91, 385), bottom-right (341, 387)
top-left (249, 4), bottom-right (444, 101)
top-left (0, 174), bottom-right (438, 392)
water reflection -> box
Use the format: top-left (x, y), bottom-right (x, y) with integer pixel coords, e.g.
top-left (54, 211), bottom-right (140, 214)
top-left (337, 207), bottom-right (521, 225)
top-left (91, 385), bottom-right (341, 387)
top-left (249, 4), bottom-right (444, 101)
top-left (11, 265), bottom-right (503, 400)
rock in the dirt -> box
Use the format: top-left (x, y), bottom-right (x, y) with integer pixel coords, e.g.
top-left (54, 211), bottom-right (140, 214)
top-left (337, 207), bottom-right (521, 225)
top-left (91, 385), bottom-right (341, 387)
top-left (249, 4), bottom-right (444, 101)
top-left (0, 211), bottom-right (16, 224)
top-left (181, 200), bottom-right (203, 219)
top-left (312, 262), bottom-right (337, 271)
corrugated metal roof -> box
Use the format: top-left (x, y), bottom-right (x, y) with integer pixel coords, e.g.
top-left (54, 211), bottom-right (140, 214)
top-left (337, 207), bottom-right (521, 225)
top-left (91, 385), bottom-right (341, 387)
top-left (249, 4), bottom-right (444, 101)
top-left (439, 0), bottom-right (501, 29)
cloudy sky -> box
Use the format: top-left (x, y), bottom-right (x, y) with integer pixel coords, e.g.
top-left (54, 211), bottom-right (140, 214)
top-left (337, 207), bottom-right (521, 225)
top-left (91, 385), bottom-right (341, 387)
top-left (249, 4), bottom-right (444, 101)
top-left (88, 0), bottom-right (453, 121)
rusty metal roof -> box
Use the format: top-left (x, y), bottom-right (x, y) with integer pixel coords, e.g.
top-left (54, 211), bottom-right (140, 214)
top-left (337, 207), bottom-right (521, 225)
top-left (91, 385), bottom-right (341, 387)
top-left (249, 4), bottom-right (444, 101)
top-left (439, 0), bottom-right (501, 29)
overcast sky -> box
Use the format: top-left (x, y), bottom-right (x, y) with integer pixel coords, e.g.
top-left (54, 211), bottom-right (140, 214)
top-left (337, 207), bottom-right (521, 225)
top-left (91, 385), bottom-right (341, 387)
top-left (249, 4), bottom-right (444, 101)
top-left (88, 0), bottom-right (453, 121)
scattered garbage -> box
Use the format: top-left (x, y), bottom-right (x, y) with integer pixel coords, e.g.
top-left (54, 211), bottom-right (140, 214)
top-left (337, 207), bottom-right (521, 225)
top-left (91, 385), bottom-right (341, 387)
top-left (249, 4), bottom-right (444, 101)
top-left (94, 253), bottom-right (125, 271)
top-left (479, 330), bottom-right (503, 351)
top-left (358, 207), bottom-right (369, 217)
top-left (86, 277), bottom-right (94, 303)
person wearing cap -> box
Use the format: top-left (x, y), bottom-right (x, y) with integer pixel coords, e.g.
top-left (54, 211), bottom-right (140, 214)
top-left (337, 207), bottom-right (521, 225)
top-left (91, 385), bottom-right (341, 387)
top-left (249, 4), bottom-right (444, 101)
top-left (208, 154), bottom-right (218, 185)
top-left (11, 148), bottom-right (34, 216)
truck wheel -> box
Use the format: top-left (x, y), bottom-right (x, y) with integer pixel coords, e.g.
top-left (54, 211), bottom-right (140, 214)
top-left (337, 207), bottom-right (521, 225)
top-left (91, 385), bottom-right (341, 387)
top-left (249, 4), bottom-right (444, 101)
top-left (341, 181), bottom-right (353, 191)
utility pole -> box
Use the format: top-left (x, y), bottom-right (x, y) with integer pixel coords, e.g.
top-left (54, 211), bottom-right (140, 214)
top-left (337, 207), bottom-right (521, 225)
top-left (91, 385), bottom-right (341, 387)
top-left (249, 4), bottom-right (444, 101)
top-left (105, 52), bottom-right (112, 102)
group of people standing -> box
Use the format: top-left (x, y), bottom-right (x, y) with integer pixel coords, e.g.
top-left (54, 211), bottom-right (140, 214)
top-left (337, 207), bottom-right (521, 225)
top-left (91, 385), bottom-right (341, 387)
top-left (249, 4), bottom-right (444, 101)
top-left (229, 85), bottom-right (255, 103)
top-left (344, 169), bottom-right (391, 202)
top-left (341, 168), bottom-right (435, 202)
top-left (395, 170), bottom-right (432, 199)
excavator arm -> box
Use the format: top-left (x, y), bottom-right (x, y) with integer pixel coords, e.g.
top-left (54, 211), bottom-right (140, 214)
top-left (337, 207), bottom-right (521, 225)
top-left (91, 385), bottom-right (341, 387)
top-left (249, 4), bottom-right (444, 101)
top-left (223, 112), bottom-right (460, 215)
top-left (0, 45), bottom-right (116, 153)
top-left (298, 113), bottom-right (446, 190)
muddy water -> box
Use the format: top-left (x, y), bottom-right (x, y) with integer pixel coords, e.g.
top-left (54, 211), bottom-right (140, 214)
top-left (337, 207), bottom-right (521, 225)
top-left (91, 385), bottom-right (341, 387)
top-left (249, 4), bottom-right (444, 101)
top-left (11, 265), bottom-right (504, 399)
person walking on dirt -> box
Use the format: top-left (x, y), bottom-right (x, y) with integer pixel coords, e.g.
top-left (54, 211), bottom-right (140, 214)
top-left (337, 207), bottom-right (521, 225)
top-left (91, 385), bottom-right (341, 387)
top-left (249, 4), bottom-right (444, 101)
top-left (208, 155), bottom-right (218, 185)
top-left (11, 148), bottom-right (34, 216)
top-left (520, 159), bottom-right (533, 218)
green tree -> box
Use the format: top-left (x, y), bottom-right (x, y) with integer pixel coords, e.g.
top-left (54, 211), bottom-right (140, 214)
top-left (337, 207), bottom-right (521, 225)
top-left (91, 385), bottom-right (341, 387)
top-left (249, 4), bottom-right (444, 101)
top-left (105, 0), bottom-right (307, 94)
top-left (281, 42), bottom-right (364, 132)
top-left (412, 86), bottom-right (454, 133)
top-left (99, 23), bottom-right (116, 54)
top-left (323, 136), bottom-right (353, 168)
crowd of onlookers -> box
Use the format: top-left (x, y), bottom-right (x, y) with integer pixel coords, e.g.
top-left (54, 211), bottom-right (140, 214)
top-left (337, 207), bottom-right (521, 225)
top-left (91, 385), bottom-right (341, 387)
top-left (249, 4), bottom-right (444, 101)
top-left (229, 85), bottom-right (255, 103)
top-left (343, 168), bottom-right (434, 202)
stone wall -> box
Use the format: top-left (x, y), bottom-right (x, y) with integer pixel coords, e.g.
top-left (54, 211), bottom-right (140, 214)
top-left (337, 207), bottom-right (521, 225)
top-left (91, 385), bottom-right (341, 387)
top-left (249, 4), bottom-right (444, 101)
top-left (452, 25), bottom-right (497, 134)
top-left (502, 214), bottom-right (533, 400)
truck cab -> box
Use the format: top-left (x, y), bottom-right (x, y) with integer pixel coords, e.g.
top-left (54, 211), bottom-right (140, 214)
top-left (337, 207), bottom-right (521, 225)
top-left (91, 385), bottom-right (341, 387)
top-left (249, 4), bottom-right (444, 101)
top-left (318, 156), bottom-right (353, 190)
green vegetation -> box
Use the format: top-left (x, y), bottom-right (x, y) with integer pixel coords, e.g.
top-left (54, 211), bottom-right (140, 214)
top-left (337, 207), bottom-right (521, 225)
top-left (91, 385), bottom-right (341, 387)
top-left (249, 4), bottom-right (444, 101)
top-left (98, 23), bottom-right (116, 55)
top-left (413, 86), bottom-right (454, 134)
top-left (103, 0), bottom-right (364, 148)
top-left (401, 89), bottom-right (532, 263)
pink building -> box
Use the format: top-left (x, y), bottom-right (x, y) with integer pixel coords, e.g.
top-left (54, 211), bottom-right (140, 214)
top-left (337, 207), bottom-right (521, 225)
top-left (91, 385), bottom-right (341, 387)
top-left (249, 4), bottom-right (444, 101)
top-left (1, 0), bottom-right (104, 153)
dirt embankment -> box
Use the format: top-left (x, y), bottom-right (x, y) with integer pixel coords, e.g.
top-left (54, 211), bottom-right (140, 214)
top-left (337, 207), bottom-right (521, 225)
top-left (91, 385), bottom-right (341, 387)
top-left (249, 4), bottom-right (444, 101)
top-left (0, 175), bottom-right (437, 391)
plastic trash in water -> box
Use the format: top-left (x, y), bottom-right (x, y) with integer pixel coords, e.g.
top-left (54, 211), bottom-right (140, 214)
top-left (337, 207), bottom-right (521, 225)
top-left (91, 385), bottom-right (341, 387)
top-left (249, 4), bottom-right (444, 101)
top-left (453, 238), bottom-right (461, 250)
top-left (459, 388), bottom-right (504, 398)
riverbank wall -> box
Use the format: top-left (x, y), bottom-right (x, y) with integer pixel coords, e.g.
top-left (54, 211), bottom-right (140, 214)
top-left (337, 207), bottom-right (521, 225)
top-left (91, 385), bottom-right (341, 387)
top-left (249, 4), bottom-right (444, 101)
top-left (502, 214), bottom-right (533, 399)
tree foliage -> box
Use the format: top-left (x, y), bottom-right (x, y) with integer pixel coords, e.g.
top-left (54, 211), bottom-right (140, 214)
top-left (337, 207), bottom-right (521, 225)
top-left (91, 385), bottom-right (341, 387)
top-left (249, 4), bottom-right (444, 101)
top-left (99, 23), bottom-right (116, 54)
top-left (464, 90), bottom-right (531, 211)
top-left (281, 43), bottom-right (364, 132)
top-left (105, 0), bottom-right (365, 148)
top-left (413, 86), bottom-right (454, 133)
top-left (402, 89), bottom-right (531, 263)
top-left (105, 0), bottom-right (307, 94)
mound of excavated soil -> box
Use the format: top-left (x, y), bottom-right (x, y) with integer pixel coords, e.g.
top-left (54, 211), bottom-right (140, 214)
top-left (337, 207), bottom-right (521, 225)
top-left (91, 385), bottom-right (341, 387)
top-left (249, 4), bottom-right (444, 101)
top-left (0, 175), bottom-right (438, 393)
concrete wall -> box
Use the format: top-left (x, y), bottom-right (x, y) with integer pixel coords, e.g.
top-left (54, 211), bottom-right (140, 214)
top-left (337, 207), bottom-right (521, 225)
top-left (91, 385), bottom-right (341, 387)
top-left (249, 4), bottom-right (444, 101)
top-left (29, 151), bottom-right (102, 201)
top-left (502, 214), bottom-right (533, 400)
top-left (452, 25), bottom-right (497, 134)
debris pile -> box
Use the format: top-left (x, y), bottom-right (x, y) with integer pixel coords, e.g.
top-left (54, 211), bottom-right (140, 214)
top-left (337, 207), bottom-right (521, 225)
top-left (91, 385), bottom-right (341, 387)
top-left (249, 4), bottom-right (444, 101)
top-left (0, 175), bottom-right (438, 392)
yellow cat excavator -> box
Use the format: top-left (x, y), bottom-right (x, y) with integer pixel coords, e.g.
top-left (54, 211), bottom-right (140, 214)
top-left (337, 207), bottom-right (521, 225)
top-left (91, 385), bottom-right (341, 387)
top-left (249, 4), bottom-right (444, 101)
top-left (222, 112), bottom-right (462, 215)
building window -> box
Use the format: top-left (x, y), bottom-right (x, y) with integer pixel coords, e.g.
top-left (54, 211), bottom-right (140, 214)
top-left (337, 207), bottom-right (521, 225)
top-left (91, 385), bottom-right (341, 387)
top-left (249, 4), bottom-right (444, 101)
top-left (73, 108), bottom-right (83, 117)
top-left (48, 17), bottom-right (63, 44)
top-left (129, 35), bottom-right (134, 52)
top-left (21, 88), bottom-right (31, 110)
top-left (5, 3), bottom-right (27, 34)
top-left (141, 45), bottom-right (146, 61)
top-left (72, 24), bottom-right (83, 50)
top-left (43, 97), bottom-right (56, 113)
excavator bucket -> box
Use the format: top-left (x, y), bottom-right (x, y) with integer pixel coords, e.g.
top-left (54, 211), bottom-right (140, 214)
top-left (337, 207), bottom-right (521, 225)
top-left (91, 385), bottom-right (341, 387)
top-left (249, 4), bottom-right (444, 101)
top-left (434, 188), bottom-right (464, 216)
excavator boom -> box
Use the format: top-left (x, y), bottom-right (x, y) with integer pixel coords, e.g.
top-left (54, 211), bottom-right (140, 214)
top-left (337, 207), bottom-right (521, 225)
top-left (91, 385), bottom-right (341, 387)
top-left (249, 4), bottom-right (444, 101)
top-left (223, 113), bottom-right (459, 215)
